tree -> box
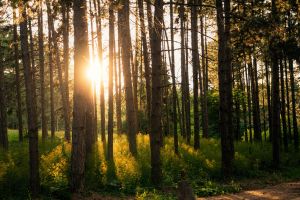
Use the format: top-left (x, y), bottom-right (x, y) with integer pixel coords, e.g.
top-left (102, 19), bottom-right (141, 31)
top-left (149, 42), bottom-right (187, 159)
top-left (62, 0), bottom-right (71, 142)
top-left (38, 0), bottom-right (48, 141)
top-left (12, 5), bottom-right (23, 142)
top-left (169, 0), bottom-right (178, 154)
top-left (46, 1), bottom-right (55, 139)
top-left (0, 41), bottom-right (8, 150)
top-left (138, 0), bottom-right (151, 126)
top-left (19, 1), bottom-right (40, 196)
top-left (191, 0), bottom-right (200, 149)
top-left (216, 0), bottom-right (234, 177)
top-left (119, 0), bottom-right (138, 156)
top-left (150, 0), bottom-right (163, 186)
top-left (270, 0), bottom-right (280, 168)
top-left (107, 0), bottom-right (114, 161)
top-left (71, 0), bottom-right (90, 192)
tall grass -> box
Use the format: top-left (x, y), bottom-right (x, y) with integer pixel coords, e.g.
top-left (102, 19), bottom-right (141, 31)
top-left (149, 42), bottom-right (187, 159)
top-left (0, 130), bottom-right (300, 199)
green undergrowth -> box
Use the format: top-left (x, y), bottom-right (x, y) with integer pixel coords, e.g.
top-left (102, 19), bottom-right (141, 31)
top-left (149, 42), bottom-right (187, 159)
top-left (0, 130), bottom-right (300, 199)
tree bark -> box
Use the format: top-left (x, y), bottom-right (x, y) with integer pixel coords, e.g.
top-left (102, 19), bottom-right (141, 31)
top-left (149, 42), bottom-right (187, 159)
top-left (19, 2), bottom-right (40, 196)
top-left (38, 0), bottom-right (48, 142)
top-left (71, 0), bottom-right (90, 192)
top-left (170, 0), bottom-right (178, 154)
top-left (119, 0), bottom-right (138, 156)
top-left (200, 0), bottom-right (209, 138)
top-left (13, 6), bottom-right (23, 142)
top-left (191, 0), bottom-right (200, 149)
top-left (150, 0), bottom-right (163, 186)
top-left (62, 1), bottom-right (71, 142)
top-left (94, 0), bottom-right (106, 145)
top-left (270, 0), bottom-right (280, 168)
top-left (280, 59), bottom-right (288, 152)
top-left (216, 0), bottom-right (234, 177)
top-left (46, 2), bottom-right (55, 139)
top-left (138, 0), bottom-right (151, 127)
top-left (289, 59), bottom-right (298, 151)
top-left (0, 49), bottom-right (8, 150)
top-left (107, 0), bottom-right (114, 161)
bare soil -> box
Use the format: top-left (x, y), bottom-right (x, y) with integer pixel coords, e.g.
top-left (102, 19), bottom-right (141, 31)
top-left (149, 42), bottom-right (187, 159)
top-left (198, 181), bottom-right (300, 200)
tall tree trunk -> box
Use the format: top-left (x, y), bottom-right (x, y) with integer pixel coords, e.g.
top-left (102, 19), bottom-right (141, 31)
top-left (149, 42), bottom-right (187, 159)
top-left (284, 58), bottom-right (292, 141)
top-left (289, 59), bottom-right (299, 151)
top-left (252, 56), bottom-right (261, 141)
top-left (191, 0), bottom-right (200, 149)
top-left (0, 51), bottom-right (8, 150)
top-left (280, 59), bottom-right (288, 152)
top-left (46, 2), bottom-right (55, 139)
top-left (216, 0), bottom-right (234, 177)
top-left (138, 0), bottom-right (151, 127)
top-left (117, 25), bottom-right (122, 134)
top-left (71, 0), bottom-right (90, 192)
top-left (94, 0), bottom-right (106, 145)
top-left (261, 67), bottom-right (267, 141)
top-left (13, 6), bottom-right (23, 142)
top-left (38, 0), bottom-right (48, 141)
top-left (200, 0), bottom-right (209, 138)
top-left (62, 1), bottom-right (71, 142)
top-left (270, 0), bottom-right (280, 168)
top-left (119, 0), bottom-right (138, 156)
top-left (185, 20), bottom-right (191, 144)
top-left (245, 60), bottom-right (253, 143)
top-left (265, 59), bottom-right (272, 141)
top-left (240, 66), bottom-right (248, 142)
top-left (19, 2), bottom-right (40, 196)
top-left (179, 2), bottom-right (186, 139)
top-left (150, 0), bottom-right (163, 186)
top-left (107, 0), bottom-right (114, 161)
top-left (169, 0), bottom-right (178, 154)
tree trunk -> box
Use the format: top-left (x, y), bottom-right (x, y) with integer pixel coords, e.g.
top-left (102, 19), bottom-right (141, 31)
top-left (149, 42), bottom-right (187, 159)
top-left (94, 0), bottom-right (106, 145)
top-left (0, 51), bottom-right (8, 150)
top-left (191, 0), bottom-right (200, 149)
top-left (138, 0), bottom-right (151, 127)
top-left (38, 0), bottom-right (48, 142)
top-left (119, 0), bottom-right (138, 156)
top-left (284, 58), bottom-right (292, 141)
top-left (13, 6), bottom-right (23, 142)
top-left (107, 0), bottom-right (114, 161)
top-left (200, 0), bottom-right (209, 138)
top-left (62, 1), bottom-right (71, 142)
top-left (170, 0), bottom-right (178, 154)
top-left (252, 56), bottom-right (261, 141)
top-left (150, 0), bottom-right (163, 186)
top-left (280, 59), bottom-right (288, 152)
top-left (289, 59), bottom-right (298, 151)
top-left (71, 0), bottom-right (90, 192)
top-left (216, 0), bottom-right (234, 177)
top-left (179, 2), bottom-right (186, 139)
top-left (185, 20), bottom-right (191, 144)
top-left (270, 0), bottom-right (280, 168)
top-left (265, 59), bottom-right (272, 141)
top-left (46, 2), bottom-right (55, 139)
top-left (19, 2), bottom-right (40, 196)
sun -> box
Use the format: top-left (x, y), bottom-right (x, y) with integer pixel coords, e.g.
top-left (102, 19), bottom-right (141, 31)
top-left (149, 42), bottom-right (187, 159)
top-left (87, 60), bottom-right (100, 83)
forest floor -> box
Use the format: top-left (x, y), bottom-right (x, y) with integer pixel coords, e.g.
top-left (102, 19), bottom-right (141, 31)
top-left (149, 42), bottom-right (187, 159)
top-left (71, 181), bottom-right (300, 199)
top-left (198, 181), bottom-right (300, 200)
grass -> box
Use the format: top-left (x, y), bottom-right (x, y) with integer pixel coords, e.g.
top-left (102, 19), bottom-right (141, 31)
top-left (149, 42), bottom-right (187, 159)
top-left (0, 130), bottom-right (300, 199)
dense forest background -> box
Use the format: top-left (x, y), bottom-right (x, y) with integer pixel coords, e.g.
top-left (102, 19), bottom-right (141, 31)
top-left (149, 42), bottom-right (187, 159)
top-left (0, 0), bottom-right (300, 199)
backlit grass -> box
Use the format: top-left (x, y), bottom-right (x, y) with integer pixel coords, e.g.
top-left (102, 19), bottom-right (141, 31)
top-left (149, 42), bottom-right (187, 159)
top-left (0, 130), bottom-right (300, 199)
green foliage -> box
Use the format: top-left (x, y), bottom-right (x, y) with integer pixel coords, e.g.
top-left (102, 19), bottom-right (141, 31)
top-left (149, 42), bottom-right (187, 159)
top-left (1, 130), bottom-right (300, 199)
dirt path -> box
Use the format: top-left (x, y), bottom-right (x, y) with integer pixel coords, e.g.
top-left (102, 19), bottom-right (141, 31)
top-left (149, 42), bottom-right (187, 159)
top-left (198, 182), bottom-right (300, 200)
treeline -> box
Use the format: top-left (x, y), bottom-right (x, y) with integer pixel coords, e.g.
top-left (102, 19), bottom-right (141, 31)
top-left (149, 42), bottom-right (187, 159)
top-left (0, 0), bottom-right (299, 197)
